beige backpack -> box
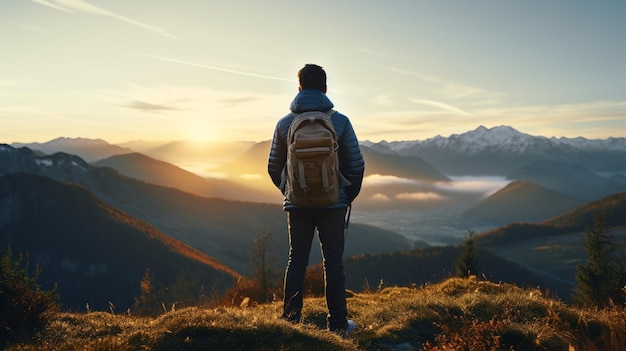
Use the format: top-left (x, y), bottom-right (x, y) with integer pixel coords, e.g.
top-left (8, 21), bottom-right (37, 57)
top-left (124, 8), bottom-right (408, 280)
top-left (285, 110), bottom-right (348, 207)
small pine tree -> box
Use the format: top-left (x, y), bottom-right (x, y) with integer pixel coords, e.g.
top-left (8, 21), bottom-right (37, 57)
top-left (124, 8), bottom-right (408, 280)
top-left (0, 243), bottom-right (58, 347)
top-left (573, 213), bottom-right (625, 307)
top-left (456, 230), bottom-right (479, 278)
top-left (249, 229), bottom-right (281, 303)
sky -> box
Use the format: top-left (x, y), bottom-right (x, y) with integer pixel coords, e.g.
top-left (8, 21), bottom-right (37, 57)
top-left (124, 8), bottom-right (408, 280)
top-left (1, 0), bottom-right (625, 144)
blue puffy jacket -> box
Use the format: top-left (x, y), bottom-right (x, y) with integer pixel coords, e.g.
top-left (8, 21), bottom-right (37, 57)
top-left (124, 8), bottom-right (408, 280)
top-left (267, 89), bottom-right (365, 210)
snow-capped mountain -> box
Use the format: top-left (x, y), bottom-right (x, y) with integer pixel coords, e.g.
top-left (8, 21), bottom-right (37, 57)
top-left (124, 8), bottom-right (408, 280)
top-left (365, 126), bottom-right (626, 176)
top-left (383, 125), bottom-right (626, 154)
top-left (0, 143), bottom-right (98, 186)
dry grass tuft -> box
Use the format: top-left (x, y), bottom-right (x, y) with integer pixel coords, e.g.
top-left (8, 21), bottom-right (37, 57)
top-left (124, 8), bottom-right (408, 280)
top-left (6, 277), bottom-right (626, 351)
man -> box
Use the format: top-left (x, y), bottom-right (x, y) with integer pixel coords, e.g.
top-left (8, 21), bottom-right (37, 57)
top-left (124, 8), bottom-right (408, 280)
top-left (267, 64), bottom-right (365, 335)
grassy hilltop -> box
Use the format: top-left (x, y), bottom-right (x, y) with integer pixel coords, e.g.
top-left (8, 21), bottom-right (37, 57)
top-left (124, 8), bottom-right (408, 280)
top-left (7, 277), bottom-right (626, 351)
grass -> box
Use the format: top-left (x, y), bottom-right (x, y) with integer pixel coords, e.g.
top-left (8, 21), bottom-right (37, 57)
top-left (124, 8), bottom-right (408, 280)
top-left (6, 277), bottom-right (626, 351)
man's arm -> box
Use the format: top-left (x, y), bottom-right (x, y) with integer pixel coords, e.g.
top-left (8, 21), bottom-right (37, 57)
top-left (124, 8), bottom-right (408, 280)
top-left (338, 118), bottom-right (365, 203)
top-left (267, 122), bottom-right (288, 190)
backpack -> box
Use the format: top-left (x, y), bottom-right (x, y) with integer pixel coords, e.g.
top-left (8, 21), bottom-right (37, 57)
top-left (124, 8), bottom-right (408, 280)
top-left (284, 110), bottom-right (348, 208)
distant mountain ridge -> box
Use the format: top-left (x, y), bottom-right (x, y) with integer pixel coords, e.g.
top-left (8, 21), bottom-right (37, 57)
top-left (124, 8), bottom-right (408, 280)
top-left (14, 126), bottom-right (626, 178)
top-left (374, 125), bottom-right (626, 153)
top-left (11, 138), bottom-right (254, 169)
top-left (366, 125), bottom-right (626, 175)
top-left (94, 152), bottom-right (276, 203)
top-left (11, 137), bottom-right (133, 163)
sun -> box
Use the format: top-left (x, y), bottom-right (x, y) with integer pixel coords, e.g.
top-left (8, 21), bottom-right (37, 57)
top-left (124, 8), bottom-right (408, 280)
top-left (183, 121), bottom-right (218, 143)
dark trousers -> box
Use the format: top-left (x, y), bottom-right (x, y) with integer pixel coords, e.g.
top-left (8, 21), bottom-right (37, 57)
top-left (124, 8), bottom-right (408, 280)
top-left (282, 207), bottom-right (349, 331)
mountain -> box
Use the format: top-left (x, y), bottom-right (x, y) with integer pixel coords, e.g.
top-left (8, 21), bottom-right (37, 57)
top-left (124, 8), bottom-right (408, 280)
top-left (127, 139), bottom-right (255, 171)
top-left (0, 144), bottom-right (411, 273)
top-left (474, 191), bottom-right (626, 248)
top-left (11, 138), bottom-right (256, 179)
top-left (506, 160), bottom-right (610, 201)
top-left (0, 173), bottom-right (239, 311)
top-left (94, 152), bottom-right (276, 203)
top-left (544, 192), bottom-right (626, 230)
top-left (11, 137), bottom-right (133, 163)
top-left (372, 125), bottom-right (626, 175)
top-left (463, 180), bottom-right (583, 224)
top-left (207, 141), bottom-right (277, 196)
top-left (467, 191), bottom-right (626, 301)
top-left (360, 146), bottom-right (449, 181)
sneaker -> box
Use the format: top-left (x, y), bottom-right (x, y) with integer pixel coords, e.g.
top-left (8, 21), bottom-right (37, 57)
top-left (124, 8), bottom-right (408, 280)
top-left (331, 319), bottom-right (356, 338)
top-left (346, 320), bottom-right (356, 335)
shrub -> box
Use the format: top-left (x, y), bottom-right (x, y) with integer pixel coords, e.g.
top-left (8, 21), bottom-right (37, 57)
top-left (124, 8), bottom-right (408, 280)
top-left (0, 243), bottom-right (59, 347)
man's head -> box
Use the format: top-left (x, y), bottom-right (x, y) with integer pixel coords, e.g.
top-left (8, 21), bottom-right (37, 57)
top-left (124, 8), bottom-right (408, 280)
top-left (298, 64), bottom-right (327, 93)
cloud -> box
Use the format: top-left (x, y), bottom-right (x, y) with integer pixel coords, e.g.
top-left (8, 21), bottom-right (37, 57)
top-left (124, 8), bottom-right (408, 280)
top-left (32, 0), bottom-right (176, 38)
top-left (32, 0), bottom-right (71, 12)
top-left (90, 82), bottom-right (292, 142)
top-left (363, 174), bottom-right (425, 186)
top-left (389, 67), bottom-right (503, 103)
top-left (408, 98), bottom-right (471, 116)
top-left (368, 193), bottom-right (392, 202)
top-left (141, 54), bottom-right (349, 94)
top-left (372, 93), bottom-right (396, 106)
top-left (217, 97), bottom-right (258, 109)
top-left (142, 54), bottom-right (294, 83)
top-left (124, 100), bottom-right (179, 113)
top-left (349, 47), bottom-right (388, 58)
top-left (5, 21), bottom-right (49, 34)
top-left (396, 192), bottom-right (448, 201)
top-left (435, 176), bottom-right (509, 195)
top-left (389, 67), bottom-right (442, 83)
top-left (438, 82), bottom-right (488, 99)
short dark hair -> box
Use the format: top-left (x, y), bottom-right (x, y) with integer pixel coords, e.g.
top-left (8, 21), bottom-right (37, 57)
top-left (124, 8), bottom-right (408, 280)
top-left (298, 64), bottom-right (326, 92)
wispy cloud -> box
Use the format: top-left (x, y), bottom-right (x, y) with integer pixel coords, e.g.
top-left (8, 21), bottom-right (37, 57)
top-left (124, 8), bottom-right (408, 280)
top-left (217, 97), bottom-right (257, 109)
top-left (349, 47), bottom-right (388, 58)
top-left (372, 93), bottom-right (397, 106)
top-left (124, 100), bottom-right (179, 113)
top-left (435, 176), bottom-right (510, 195)
top-left (389, 67), bottom-right (504, 103)
top-left (32, 0), bottom-right (71, 12)
top-left (32, 0), bottom-right (176, 38)
top-left (396, 192), bottom-right (448, 201)
top-left (143, 54), bottom-right (294, 83)
top-left (408, 98), bottom-right (471, 116)
top-left (4, 20), bottom-right (49, 34)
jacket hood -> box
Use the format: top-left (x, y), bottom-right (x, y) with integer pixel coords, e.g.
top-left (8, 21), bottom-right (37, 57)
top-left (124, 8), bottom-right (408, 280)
top-left (289, 89), bottom-right (334, 113)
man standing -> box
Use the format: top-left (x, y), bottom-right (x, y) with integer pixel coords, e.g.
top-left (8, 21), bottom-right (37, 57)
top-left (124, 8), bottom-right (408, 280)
top-left (267, 64), bottom-right (365, 336)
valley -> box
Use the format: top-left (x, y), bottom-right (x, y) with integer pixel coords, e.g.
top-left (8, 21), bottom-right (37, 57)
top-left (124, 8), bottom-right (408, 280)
top-left (350, 207), bottom-right (496, 246)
